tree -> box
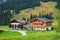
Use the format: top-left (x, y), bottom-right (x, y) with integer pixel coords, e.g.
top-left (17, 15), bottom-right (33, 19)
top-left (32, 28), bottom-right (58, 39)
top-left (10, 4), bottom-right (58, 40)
top-left (39, 13), bottom-right (42, 18)
top-left (41, 13), bottom-right (53, 19)
top-left (18, 24), bottom-right (24, 30)
top-left (30, 14), bottom-right (33, 20)
top-left (27, 18), bottom-right (30, 21)
top-left (3, 10), bottom-right (12, 25)
top-left (56, 20), bottom-right (60, 32)
top-left (33, 14), bottom-right (38, 18)
top-left (22, 17), bottom-right (26, 20)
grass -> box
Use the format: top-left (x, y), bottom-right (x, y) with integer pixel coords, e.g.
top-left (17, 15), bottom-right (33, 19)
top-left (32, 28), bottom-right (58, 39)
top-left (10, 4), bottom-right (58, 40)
top-left (0, 26), bottom-right (60, 40)
top-left (0, 31), bottom-right (21, 38)
top-left (0, 30), bottom-right (60, 40)
top-left (0, 26), bottom-right (10, 30)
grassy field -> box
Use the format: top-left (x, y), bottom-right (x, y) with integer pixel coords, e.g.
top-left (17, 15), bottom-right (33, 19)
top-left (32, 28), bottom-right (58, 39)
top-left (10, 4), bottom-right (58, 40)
top-left (0, 26), bottom-right (60, 40)
top-left (0, 26), bottom-right (10, 30)
top-left (0, 30), bottom-right (60, 40)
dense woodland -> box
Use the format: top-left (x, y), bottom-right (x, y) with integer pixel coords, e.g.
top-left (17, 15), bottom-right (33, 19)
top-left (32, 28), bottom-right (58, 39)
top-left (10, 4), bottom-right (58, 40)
top-left (0, 0), bottom-right (60, 26)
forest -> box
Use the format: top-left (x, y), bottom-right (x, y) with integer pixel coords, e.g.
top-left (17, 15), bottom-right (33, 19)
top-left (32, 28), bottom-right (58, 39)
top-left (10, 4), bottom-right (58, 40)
top-left (0, 0), bottom-right (60, 30)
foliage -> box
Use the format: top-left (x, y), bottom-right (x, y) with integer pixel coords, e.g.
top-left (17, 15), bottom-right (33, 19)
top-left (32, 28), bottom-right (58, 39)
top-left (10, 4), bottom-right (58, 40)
top-left (9, 24), bottom-right (11, 28)
top-left (51, 27), bottom-right (54, 30)
top-left (22, 17), bottom-right (26, 20)
top-left (0, 30), bottom-right (4, 33)
top-left (0, 9), bottom-right (12, 25)
top-left (29, 13), bottom-right (53, 21)
top-left (18, 24), bottom-right (24, 29)
top-left (29, 26), bottom-right (34, 31)
top-left (56, 20), bottom-right (60, 32)
top-left (33, 14), bottom-right (38, 18)
top-left (42, 13), bottom-right (53, 19)
top-left (27, 18), bottom-right (30, 21)
top-left (46, 28), bottom-right (49, 31)
top-left (30, 14), bottom-right (34, 20)
top-left (39, 13), bottom-right (42, 18)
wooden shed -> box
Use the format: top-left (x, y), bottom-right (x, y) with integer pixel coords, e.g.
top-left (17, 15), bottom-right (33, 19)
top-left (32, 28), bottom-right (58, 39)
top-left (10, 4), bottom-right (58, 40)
top-left (29, 18), bottom-right (53, 30)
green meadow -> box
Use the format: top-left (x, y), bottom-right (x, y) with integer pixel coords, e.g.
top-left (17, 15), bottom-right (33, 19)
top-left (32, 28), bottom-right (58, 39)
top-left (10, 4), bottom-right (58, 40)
top-left (0, 0), bottom-right (60, 40)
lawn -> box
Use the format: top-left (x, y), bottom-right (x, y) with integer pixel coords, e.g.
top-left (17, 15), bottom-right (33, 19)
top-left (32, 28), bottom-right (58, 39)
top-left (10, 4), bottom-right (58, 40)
top-left (0, 24), bottom-right (60, 40)
top-left (0, 31), bottom-right (21, 40)
top-left (0, 26), bottom-right (10, 30)
top-left (0, 30), bottom-right (60, 40)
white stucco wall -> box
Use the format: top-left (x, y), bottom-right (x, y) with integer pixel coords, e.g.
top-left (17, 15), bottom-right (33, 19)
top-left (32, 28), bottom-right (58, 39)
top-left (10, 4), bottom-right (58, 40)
top-left (23, 25), bottom-right (29, 28)
top-left (33, 28), bottom-right (46, 30)
top-left (33, 26), bottom-right (52, 30)
top-left (46, 26), bottom-right (52, 30)
top-left (11, 23), bottom-right (20, 26)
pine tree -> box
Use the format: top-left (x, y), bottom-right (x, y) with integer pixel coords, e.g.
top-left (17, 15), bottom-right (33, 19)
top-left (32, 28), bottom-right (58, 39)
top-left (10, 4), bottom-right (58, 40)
top-left (30, 14), bottom-right (33, 20)
top-left (39, 13), bottom-right (41, 18)
top-left (33, 14), bottom-right (38, 18)
top-left (22, 17), bottom-right (26, 20)
top-left (27, 18), bottom-right (30, 21)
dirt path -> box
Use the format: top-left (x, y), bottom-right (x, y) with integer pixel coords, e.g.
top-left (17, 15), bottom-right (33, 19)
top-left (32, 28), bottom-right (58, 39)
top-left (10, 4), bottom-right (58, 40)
top-left (5, 30), bottom-right (27, 36)
top-left (16, 30), bottom-right (27, 36)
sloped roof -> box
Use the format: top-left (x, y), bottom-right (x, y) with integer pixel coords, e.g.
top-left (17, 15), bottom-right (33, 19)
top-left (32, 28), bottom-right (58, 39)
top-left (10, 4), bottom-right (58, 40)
top-left (30, 18), bottom-right (53, 22)
top-left (39, 18), bottom-right (53, 22)
top-left (15, 19), bottom-right (27, 23)
top-left (10, 19), bottom-right (27, 24)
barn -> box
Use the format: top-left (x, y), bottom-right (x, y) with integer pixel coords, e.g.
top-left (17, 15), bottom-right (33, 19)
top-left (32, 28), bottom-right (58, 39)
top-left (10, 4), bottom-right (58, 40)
top-left (29, 18), bottom-right (53, 30)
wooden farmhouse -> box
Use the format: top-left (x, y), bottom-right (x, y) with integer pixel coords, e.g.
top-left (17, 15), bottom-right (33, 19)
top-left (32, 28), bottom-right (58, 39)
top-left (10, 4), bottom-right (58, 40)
top-left (10, 19), bottom-right (29, 29)
top-left (29, 18), bottom-right (53, 30)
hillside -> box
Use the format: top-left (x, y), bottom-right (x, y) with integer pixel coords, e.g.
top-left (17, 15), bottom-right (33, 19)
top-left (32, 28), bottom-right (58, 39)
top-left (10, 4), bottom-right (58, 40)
top-left (0, 0), bottom-right (60, 25)
top-left (12, 1), bottom-right (60, 19)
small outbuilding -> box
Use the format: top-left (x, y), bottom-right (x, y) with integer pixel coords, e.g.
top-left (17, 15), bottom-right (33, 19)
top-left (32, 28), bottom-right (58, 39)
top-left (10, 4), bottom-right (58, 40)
top-left (29, 18), bottom-right (53, 30)
top-left (10, 19), bottom-right (29, 30)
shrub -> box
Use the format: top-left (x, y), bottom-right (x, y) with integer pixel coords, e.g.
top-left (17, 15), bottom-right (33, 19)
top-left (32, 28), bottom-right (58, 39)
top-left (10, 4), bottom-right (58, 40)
top-left (29, 26), bottom-right (34, 31)
top-left (0, 30), bottom-right (4, 33)
top-left (9, 24), bottom-right (11, 28)
top-left (18, 24), bottom-right (23, 30)
top-left (18, 24), bottom-right (21, 28)
top-left (51, 27), bottom-right (53, 30)
top-left (46, 28), bottom-right (49, 31)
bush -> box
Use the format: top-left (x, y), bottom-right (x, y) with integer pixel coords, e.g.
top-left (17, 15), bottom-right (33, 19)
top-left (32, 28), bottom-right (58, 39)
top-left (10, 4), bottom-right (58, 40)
top-left (46, 28), bottom-right (49, 31)
top-left (0, 30), bottom-right (4, 33)
top-left (18, 24), bottom-right (21, 28)
top-left (29, 26), bottom-right (34, 31)
top-left (51, 27), bottom-right (53, 30)
top-left (18, 24), bottom-right (23, 30)
top-left (9, 24), bottom-right (11, 28)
